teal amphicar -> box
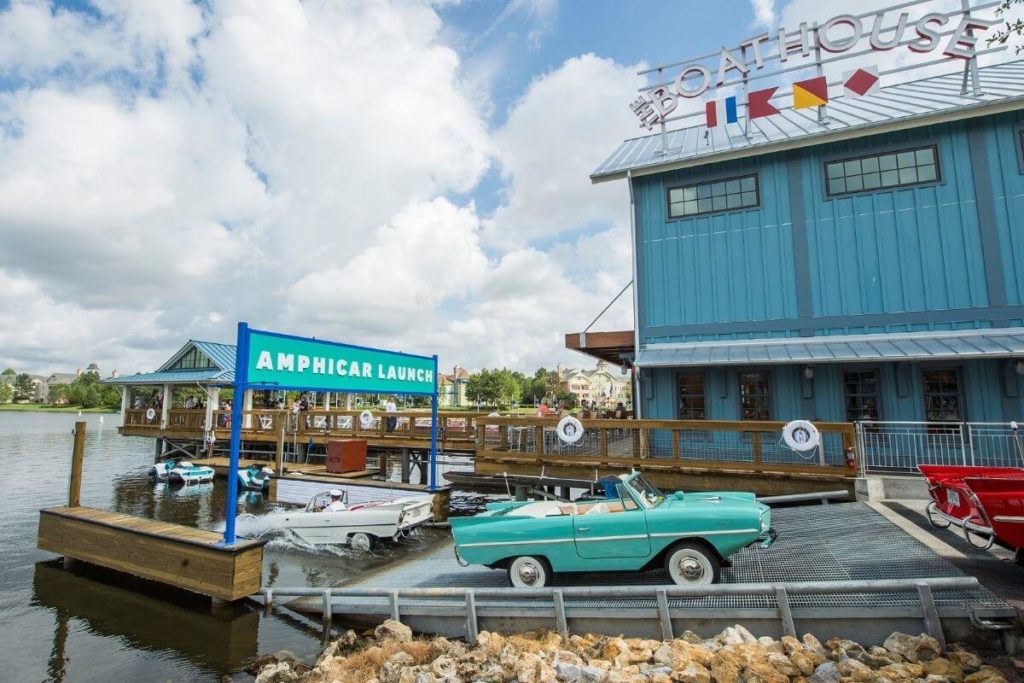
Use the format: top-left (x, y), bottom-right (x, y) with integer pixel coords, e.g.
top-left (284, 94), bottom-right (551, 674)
top-left (451, 471), bottom-right (775, 588)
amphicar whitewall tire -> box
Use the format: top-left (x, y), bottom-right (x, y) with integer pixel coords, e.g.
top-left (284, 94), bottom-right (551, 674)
top-left (666, 542), bottom-right (719, 586)
top-left (349, 532), bottom-right (374, 551)
top-left (508, 556), bottom-right (549, 588)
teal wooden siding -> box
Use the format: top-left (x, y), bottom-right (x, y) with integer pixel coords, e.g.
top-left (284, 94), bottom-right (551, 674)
top-left (642, 360), bottom-right (1024, 423)
top-left (636, 112), bottom-right (1024, 345)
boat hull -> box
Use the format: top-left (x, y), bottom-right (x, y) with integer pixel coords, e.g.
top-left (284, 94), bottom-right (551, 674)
top-left (275, 499), bottom-right (433, 546)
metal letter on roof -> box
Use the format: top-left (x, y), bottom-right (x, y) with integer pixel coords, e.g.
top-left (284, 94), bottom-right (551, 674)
top-left (716, 47), bottom-right (750, 86)
top-left (869, 11), bottom-right (909, 50)
top-left (909, 13), bottom-right (947, 53)
top-left (818, 15), bottom-right (863, 53)
top-left (741, 33), bottom-right (772, 69)
top-left (943, 16), bottom-right (998, 59)
top-left (777, 23), bottom-right (812, 62)
top-left (674, 65), bottom-right (711, 98)
top-left (649, 86), bottom-right (678, 118)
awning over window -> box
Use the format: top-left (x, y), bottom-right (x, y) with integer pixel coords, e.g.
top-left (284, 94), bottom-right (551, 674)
top-left (634, 329), bottom-right (1024, 367)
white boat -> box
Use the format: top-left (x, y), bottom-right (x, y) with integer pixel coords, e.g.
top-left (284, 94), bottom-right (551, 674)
top-left (167, 461), bottom-right (216, 485)
top-left (237, 464), bottom-right (273, 491)
top-left (149, 459), bottom-right (179, 481)
top-left (265, 490), bottom-right (433, 549)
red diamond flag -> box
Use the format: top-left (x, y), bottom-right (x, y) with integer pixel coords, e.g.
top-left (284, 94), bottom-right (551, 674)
top-left (748, 87), bottom-right (780, 119)
top-left (844, 67), bottom-right (879, 97)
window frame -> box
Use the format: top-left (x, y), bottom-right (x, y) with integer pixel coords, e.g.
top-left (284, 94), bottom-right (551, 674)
top-left (675, 371), bottom-right (708, 421)
top-left (1015, 126), bottom-right (1024, 175)
top-left (822, 144), bottom-right (941, 198)
top-left (665, 173), bottom-right (760, 220)
top-left (841, 367), bottom-right (884, 423)
top-left (737, 369), bottom-right (773, 421)
top-left (920, 366), bottom-right (967, 424)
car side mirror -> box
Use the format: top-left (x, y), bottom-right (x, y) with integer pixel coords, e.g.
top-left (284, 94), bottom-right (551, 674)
top-left (673, 492), bottom-right (685, 500)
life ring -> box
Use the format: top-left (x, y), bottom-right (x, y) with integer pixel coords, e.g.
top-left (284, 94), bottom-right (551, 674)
top-left (556, 416), bottom-right (584, 445)
top-left (359, 410), bottom-right (374, 429)
top-left (782, 420), bottom-right (820, 452)
top-left (145, 408), bottom-right (157, 421)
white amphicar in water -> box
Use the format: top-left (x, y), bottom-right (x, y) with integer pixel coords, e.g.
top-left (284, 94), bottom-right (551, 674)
top-left (237, 464), bottom-right (273, 491)
top-left (166, 461), bottom-right (216, 485)
top-left (264, 489), bottom-right (433, 549)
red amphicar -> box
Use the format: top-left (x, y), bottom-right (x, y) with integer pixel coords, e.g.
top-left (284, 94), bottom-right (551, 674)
top-left (919, 464), bottom-right (1024, 560)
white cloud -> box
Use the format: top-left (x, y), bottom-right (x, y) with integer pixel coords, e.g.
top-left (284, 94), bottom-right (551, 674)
top-left (750, 0), bottom-right (776, 29)
top-left (0, 0), bottom-right (636, 377)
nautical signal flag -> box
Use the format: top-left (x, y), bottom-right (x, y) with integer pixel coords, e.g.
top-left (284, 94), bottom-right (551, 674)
top-left (748, 87), bottom-right (780, 119)
top-left (844, 66), bottom-right (880, 97)
top-left (705, 96), bottom-right (738, 128)
top-left (792, 76), bottom-right (828, 109)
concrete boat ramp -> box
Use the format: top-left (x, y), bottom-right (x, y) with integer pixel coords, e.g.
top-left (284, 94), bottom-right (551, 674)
top-left (269, 503), bottom-right (1020, 647)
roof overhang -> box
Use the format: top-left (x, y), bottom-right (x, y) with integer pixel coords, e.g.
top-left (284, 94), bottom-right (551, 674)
top-left (565, 330), bottom-right (635, 365)
top-left (593, 95), bottom-right (1024, 184)
top-left (101, 370), bottom-right (233, 385)
top-left (634, 329), bottom-right (1024, 367)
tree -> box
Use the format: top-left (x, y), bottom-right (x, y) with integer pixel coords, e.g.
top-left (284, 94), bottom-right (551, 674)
top-left (1, 367), bottom-right (15, 377)
top-left (0, 383), bottom-right (11, 404)
top-left (48, 384), bottom-right (69, 405)
top-left (988, 1), bottom-right (1024, 53)
top-left (14, 373), bottom-right (34, 401)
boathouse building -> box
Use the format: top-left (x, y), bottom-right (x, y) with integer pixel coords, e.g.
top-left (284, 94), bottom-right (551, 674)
top-left (589, 23), bottom-right (1024, 426)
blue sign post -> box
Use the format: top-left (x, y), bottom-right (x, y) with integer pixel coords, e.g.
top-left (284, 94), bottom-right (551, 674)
top-left (221, 322), bottom-right (440, 545)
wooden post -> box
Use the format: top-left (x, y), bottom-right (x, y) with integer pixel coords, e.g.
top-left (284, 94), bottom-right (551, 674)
top-left (68, 421), bottom-right (86, 508)
top-left (275, 426), bottom-right (285, 476)
top-left (752, 431), bottom-right (763, 471)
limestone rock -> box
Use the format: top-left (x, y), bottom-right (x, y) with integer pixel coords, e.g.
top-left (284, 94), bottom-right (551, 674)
top-left (255, 662), bottom-right (299, 683)
top-left (430, 655), bottom-right (457, 679)
top-left (947, 646), bottom-right (983, 674)
top-left (732, 625), bottom-right (758, 644)
top-left (378, 652), bottom-right (415, 683)
top-left (807, 661), bottom-right (839, 683)
top-left (801, 634), bottom-right (828, 659)
top-left (680, 632), bottom-right (704, 645)
top-left (742, 660), bottom-right (789, 683)
top-left (876, 662), bottom-right (926, 681)
top-left (825, 638), bottom-right (866, 662)
top-left (554, 661), bottom-right (609, 683)
top-left (964, 665), bottom-right (1009, 683)
top-left (766, 652), bottom-right (799, 677)
top-left (671, 661), bottom-right (711, 683)
top-left (925, 657), bottom-right (965, 682)
top-left (709, 648), bottom-right (742, 683)
top-left (883, 632), bottom-right (941, 663)
top-left (836, 659), bottom-right (874, 682)
top-left (780, 636), bottom-right (803, 656)
top-left (602, 638), bottom-right (631, 662)
top-left (788, 651), bottom-right (818, 676)
top-left (374, 620), bottom-right (413, 644)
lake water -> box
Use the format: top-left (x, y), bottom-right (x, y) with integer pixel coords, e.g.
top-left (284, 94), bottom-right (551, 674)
top-left (0, 411), bottom-right (475, 682)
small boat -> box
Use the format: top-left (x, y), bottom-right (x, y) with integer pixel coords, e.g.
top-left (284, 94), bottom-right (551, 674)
top-left (167, 460), bottom-right (216, 486)
top-left (260, 489), bottom-right (433, 549)
top-left (238, 464), bottom-right (273, 491)
top-left (919, 464), bottom-right (1024, 560)
top-left (149, 458), bottom-right (180, 482)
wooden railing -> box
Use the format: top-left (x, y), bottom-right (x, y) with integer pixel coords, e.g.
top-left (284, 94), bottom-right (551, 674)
top-left (474, 417), bottom-right (857, 476)
top-left (167, 408), bottom-right (205, 430)
top-left (208, 409), bottom-right (489, 444)
top-left (124, 408), bottom-right (160, 427)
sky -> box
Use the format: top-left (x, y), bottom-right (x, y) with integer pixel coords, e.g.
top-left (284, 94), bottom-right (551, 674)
top-left (0, 0), bottom-right (1010, 377)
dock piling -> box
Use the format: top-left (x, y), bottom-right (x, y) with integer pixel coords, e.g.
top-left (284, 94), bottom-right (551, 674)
top-left (68, 421), bottom-right (86, 508)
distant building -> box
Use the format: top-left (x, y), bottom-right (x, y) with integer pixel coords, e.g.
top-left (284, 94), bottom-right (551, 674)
top-left (557, 361), bottom-right (631, 408)
top-left (438, 367), bottom-right (470, 408)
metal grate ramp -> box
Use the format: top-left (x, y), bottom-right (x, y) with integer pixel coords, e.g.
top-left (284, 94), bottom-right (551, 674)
top-left (336, 503), bottom-right (1005, 611)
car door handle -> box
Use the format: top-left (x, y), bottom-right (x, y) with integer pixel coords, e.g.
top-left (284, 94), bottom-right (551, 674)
top-left (577, 527), bottom-right (590, 532)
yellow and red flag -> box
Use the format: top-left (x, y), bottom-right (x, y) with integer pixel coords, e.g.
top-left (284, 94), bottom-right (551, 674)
top-left (792, 76), bottom-right (828, 109)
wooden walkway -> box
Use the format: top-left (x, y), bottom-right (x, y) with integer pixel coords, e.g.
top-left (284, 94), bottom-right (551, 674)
top-left (38, 506), bottom-right (265, 601)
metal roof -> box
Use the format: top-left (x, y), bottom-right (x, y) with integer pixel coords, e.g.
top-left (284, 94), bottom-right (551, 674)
top-left (634, 328), bottom-right (1024, 367)
top-left (103, 340), bottom-right (237, 385)
top-left (592, 60), bottom-right (1024, 182)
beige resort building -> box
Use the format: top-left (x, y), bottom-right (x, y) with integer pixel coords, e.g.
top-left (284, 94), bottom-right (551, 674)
top-left (557, 360), bottom-right (631, 408)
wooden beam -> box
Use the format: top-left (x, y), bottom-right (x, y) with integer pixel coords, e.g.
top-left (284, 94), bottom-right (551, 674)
top-left (68, 421), bottom-right (86, 508)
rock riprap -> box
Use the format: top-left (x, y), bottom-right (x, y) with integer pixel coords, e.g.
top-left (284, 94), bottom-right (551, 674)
top-left (251, 622), bottom-right (1012, 683)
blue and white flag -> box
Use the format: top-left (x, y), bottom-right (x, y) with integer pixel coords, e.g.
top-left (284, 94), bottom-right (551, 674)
top-left (705, 96), bottom-right (738, 128)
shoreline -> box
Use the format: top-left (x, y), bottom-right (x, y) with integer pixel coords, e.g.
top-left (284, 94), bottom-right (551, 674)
top-left (0, 405), bottom-right (117, 414)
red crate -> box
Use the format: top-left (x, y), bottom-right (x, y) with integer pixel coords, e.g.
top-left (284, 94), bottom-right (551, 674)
top-left (326, 439), bottom-right (367, 474)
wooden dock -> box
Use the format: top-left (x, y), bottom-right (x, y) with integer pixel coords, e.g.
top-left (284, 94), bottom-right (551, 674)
top-left (38, 506), bottom-right (265, 602)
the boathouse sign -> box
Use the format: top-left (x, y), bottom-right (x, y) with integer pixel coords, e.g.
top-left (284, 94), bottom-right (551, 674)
top-left (245, 329), bottom-right (436, 395)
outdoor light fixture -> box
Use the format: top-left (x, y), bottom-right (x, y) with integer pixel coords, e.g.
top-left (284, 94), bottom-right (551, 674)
top-left (803, 365), bottom-right (815, 380)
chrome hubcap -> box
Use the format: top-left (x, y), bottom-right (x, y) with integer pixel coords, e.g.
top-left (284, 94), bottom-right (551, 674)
top-left (517, 562), bottom-right (539, 585)
top-left (677, 557), bottom-right (704, 582)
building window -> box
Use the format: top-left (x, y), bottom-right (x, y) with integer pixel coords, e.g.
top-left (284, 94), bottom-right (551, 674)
top-left (739, 372), bottom-right (771, 420)
top-left (677, 374), bottom-right (706, 420)
top-left (668, 175), bottom-right (758, 218)
top-left (843, 370), bottom-right (881, 422)
top-left (825, 145), bottom-right (939, 196)
top-left (168, 348), bottom-right (215, 371)
top-left (922, 369), bottom-right (964, 422)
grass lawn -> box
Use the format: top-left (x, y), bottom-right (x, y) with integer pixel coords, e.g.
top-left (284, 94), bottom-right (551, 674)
top-left (0, 403), bottom-right (116, 413)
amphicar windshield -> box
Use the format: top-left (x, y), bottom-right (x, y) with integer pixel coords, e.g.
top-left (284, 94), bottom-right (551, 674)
top-left (624, 473), bottom-right (665, 509)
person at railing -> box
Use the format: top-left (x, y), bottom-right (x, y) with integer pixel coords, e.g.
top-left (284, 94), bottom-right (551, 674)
top-left (220, 399), bottom-right (231, 427)
top-left (275, 397), bottom-right (285, 410)
top-left (537, 399), bottom-right (552, 418)
top-left (385, 396), bottom-right (398, 433)
top-left (132, 396), bottom-right (143, 409)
